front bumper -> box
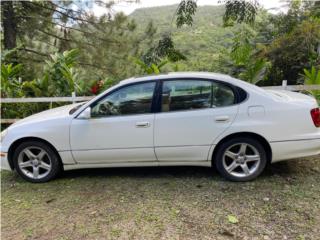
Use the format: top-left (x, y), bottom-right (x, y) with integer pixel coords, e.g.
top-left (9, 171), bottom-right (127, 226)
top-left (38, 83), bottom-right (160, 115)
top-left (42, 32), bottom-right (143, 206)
top-left (1, 134), bottom-right (12, 170)
top-left (0, 152), bottom-right (12, 171)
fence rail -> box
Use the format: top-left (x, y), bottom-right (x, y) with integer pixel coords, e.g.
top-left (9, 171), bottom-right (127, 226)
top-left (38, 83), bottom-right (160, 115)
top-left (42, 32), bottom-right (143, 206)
top-left (1, 96), bottom-right (93, 103)
top-left (263, 84), bottom-right (320, 91)
top-left (1, 83), bottom-right (320, 124)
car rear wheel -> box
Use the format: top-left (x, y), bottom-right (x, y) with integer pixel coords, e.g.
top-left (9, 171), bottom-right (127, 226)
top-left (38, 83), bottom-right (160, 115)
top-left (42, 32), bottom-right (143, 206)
top-left (214, 137), bottom-right (267, 181)
top-left (13, 141), bottom-right (61, 183)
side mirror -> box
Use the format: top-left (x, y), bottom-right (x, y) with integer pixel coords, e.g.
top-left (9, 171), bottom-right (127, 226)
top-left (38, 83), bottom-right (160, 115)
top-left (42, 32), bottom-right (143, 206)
top-left (77, 107), bottom-right (91, 119)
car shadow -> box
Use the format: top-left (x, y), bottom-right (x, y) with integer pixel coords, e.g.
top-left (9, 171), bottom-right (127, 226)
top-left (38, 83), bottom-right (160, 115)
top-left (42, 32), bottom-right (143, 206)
top-left (59, 158), bottom-right (315, 181)
top-left (61, 165), bottom-right (214, 179)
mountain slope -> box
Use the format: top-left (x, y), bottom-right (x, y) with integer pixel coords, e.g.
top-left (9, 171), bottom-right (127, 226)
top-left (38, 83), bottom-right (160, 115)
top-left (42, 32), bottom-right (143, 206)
top-left (130, 4), bottom-right (236, 72)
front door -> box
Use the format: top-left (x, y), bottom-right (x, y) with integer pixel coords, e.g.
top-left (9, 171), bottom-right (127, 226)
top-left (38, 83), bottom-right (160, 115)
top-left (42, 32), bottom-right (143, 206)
top-left (70, 81), bottom-right (157, 163)
top-left (154, 79), bottom-right (239, 162)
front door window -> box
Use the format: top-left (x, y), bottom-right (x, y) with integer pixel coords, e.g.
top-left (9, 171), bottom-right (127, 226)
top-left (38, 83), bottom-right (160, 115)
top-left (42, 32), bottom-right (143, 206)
top-left (91, 82), bottom-right (156, 118)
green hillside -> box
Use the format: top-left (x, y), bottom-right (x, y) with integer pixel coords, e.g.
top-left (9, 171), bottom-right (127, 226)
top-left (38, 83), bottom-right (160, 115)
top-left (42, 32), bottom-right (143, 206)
top-left (130, 4), bottom-right (236, 72)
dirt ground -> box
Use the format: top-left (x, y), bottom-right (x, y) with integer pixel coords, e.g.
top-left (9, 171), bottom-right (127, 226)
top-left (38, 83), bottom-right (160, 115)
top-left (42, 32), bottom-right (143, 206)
top-left (1, 156), bottom-right (320, 240)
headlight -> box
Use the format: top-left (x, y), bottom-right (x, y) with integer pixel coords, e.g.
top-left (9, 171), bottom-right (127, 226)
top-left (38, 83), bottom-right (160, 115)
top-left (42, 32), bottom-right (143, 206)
top-left (0, 129), bottom-right (8, 142)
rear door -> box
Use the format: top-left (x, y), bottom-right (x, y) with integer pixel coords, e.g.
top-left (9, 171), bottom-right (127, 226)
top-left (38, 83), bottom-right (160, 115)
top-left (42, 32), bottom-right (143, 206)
top-left (154, 79), bottom-right (239, 162)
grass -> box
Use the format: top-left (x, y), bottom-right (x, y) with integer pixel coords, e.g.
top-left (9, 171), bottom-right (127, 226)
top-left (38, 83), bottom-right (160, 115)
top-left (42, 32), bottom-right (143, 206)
top-left (1, 156), bottom-right (320, 240)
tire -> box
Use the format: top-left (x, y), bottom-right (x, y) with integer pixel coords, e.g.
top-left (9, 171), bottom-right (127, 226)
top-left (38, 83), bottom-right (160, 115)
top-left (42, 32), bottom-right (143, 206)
top-left (13, 141), bottom-right (61, 183)
top-left (214, 137), bottom-right (267, 182)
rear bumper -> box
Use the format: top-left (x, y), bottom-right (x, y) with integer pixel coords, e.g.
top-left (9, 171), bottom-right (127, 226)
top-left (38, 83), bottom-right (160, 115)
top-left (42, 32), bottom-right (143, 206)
top-left (271, 138), bottom-right (320, 162)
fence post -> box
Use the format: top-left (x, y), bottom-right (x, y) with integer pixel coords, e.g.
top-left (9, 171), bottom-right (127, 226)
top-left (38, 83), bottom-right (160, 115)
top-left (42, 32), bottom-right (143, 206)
top-left (282, 80), bottom-right (287, 90)
top-left (72, 92), bottom-right (76, 104)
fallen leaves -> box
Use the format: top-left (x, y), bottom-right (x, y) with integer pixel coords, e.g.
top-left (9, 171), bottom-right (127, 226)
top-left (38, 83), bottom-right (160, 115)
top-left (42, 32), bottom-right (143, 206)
top-left (227, 214), bottom-right (239, 224)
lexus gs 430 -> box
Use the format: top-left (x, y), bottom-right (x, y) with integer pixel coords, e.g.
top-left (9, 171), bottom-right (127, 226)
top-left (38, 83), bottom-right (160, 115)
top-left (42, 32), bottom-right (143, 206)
top-left (1, 72), bottom-right (320, 182)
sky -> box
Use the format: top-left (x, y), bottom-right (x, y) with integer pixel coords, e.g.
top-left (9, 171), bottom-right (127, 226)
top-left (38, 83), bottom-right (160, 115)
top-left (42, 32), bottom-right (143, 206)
top-left (92, 0), bottom-right (288, 16)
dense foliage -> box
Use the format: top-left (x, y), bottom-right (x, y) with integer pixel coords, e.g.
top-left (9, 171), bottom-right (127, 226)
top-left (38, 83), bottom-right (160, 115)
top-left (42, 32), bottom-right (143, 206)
top-left (131, 1), bottom-right (319, 86)
top-left (1, 0), bottom-right (319, 124)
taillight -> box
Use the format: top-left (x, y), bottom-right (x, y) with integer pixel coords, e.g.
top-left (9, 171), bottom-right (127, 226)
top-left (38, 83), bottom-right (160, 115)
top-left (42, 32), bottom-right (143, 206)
top-left (311, 108), bottom-right (320, 127)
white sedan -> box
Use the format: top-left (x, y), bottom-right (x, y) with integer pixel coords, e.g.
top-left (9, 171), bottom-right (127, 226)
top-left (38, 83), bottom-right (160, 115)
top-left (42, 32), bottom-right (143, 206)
top-left (1, 72), bottom-right (320, 182)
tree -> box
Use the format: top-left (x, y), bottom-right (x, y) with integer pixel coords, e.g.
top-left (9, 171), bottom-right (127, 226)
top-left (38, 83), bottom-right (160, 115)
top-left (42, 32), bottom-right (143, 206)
top-left (176, 0), bottom-right (198, 27)
top-left (2, 1), bottom-right (17, 50)
top-left (1, 1), bottom-right (55, 52)
top-left (174, 0), bottom-right (260, 27)
top-left (0, 0), bottom-right (146, 81)
top-left (222, 0), bottom-right (259, 26)
top-left (227, 25), bottom-right (270, 84)
top-left (268, 0), bottom-right (318, 36)
top-left (134, 58), bottom-right (169, 74)
top-left (302, 66), bottom-right (320, 102)
top-left (265, 20), bottom-right (320, 85)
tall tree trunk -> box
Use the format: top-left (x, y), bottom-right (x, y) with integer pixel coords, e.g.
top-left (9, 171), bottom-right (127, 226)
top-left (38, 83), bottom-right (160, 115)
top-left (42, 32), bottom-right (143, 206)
top-left (2, 1), bottom-right (17, 49)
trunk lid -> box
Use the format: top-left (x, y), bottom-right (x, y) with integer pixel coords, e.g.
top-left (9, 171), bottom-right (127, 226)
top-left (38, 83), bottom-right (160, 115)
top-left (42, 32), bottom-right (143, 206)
top-left (266, 90), bottom-right (318, 107)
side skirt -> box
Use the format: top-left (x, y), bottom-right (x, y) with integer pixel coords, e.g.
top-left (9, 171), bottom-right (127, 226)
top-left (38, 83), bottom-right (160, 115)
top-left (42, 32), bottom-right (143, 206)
top-left (63, 161), bottom-right (211, 171)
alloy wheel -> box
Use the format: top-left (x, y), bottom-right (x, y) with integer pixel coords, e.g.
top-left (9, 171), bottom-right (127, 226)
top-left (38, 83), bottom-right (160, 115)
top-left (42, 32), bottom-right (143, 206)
top-left (222, 143), bottom-right (261, 178)
top-left (17, 146), bottom-right (52, 180)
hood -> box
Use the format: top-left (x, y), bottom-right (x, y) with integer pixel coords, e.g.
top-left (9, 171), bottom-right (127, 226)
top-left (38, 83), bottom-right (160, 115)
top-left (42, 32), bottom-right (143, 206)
top-left (10, 103), bottom-right (84, 127)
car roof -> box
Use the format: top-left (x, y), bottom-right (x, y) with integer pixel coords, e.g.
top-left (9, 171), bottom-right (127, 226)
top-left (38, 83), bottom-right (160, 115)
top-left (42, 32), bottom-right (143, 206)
top-left (115, 72), bottom-right (269, 98)
top-left (119, 72), bottom-right (234, 86)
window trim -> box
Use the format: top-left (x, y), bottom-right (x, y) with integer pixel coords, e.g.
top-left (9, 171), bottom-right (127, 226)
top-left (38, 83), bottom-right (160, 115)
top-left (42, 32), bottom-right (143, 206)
top-left (157, 78), bottom-right (245, 113)
top-left (89, 80), bottom-right (159, 118)
top-left (75, 77), bottom-right (248, 118)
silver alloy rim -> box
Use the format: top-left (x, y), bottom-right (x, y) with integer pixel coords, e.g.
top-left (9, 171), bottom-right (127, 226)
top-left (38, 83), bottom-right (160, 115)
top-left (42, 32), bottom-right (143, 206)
top-left (17, 146), bottom-right (52, 179)
top-left (222, 143), bottom-right (261, 178)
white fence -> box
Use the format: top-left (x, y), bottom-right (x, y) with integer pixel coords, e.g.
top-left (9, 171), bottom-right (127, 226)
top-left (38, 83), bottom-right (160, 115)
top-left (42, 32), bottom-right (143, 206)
top-left (1, 82), bottom-right (320, 124)
top-left (1, 95), bottom-right (94, 124)
top-left (1, 96), bottom-right (93, 103)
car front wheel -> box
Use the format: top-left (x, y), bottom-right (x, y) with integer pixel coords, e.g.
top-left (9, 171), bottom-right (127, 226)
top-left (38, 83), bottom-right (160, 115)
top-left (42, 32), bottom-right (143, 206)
top-left (13, 141), bottom-right (61, 183)
top-left (214, 137), bottom-right (267, 181)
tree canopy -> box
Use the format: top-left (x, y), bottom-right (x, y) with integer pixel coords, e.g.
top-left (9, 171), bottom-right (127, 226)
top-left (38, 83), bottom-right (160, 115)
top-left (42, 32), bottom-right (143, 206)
top-left (1, 0), bottom-right (319, 96)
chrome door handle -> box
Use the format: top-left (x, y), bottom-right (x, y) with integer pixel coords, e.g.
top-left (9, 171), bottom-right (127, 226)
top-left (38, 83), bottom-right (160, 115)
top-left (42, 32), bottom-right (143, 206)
top-left (136, 122), bottom-right (150, 128)
top-left (215, 116), bottom-right (230, 122)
